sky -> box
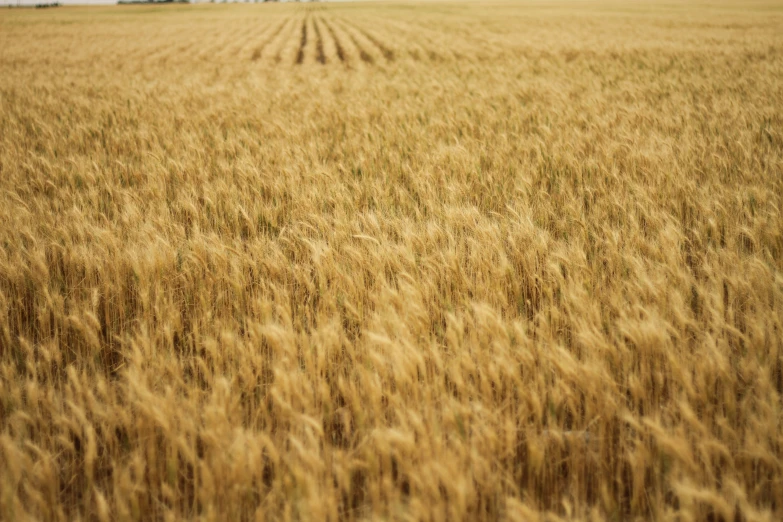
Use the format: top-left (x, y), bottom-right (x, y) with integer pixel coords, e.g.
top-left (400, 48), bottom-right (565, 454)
top-left (0, 0), bottom-right (289, 5)
top-left (3, 0), bottom-right (121, 4)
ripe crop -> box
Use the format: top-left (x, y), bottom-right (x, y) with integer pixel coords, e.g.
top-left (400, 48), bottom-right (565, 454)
top-left (1, 1), bottom-right (782, 520)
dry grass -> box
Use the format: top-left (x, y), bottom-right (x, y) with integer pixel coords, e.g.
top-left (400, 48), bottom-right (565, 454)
top-left (1, 1), bottom-right (782, 520)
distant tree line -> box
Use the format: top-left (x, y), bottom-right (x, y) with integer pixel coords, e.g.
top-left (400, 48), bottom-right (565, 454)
top-left (5, 2), bottom-right (61, 7)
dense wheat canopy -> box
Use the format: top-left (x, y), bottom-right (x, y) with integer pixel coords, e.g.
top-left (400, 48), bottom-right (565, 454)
top-left (1, 1), bottom-right (782, 520)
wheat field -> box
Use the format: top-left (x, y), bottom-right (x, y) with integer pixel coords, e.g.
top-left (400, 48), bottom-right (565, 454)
top-left (0, 1), bottom-right (782, 520)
